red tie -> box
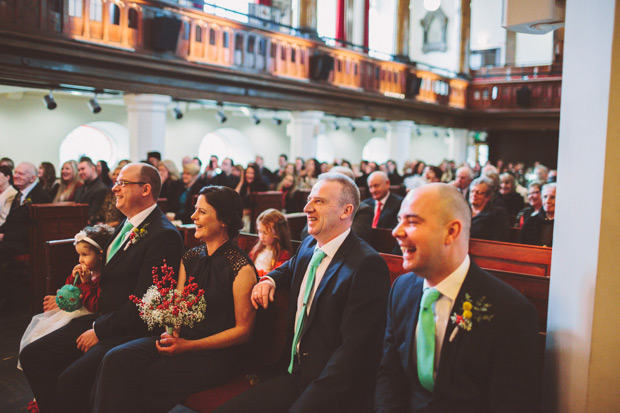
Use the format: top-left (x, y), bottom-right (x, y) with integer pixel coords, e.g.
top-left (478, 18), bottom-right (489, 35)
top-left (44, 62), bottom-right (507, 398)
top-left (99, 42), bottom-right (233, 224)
top-left (372, 201), bottom-right (383, 228)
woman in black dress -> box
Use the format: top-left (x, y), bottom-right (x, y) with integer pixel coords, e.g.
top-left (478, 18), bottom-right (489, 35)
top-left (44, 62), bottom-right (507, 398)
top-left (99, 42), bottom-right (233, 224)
top-left (92, 186), bottom-right (257, 412)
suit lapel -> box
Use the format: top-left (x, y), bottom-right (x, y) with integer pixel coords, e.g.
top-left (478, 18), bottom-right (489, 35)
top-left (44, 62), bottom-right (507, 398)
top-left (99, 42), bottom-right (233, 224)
top-left (434, 261), bottom-right (484, 390)
top-left (289, 238), bottom-right (316, 313)
top-left (403, 276), bottom-right (424, 381)
top-left (105, 208), bottom-right (159, 267)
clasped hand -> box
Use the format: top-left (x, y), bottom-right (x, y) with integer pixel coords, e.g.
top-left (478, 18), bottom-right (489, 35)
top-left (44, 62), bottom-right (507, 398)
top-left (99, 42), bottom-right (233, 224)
top-left (156, 329), bottom-right (192, 356)
top-left (251, 281), bottom-right (274, 310)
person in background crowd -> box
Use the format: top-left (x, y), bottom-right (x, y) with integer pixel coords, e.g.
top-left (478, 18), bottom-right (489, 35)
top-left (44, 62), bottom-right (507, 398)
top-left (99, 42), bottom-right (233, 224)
top-left (232, 164), bottom-right (244, 180)
top-left (386, 159), bottom-right (403, 185)
top-left (516, 182), bottom-right (544, 229)
top-left (277, 173), bottom-right (298, 213)
top-left (294, 157), bottom-right (304, 176)
top-left (210, 157), bottom-right (240, 189)
top-left (469, 176), bottom-right (510, 242)
top-left (0, 165), bottom-right (17, 226)
top-left (116, 159), bottom-right (131, 170)
top-left (38, 162), bottom-right (58, 198)
top-left (0, 157), bottom-right (14, 170)
top-left (53, 160), bottom-right (82, 203)
top-left (176, 162), bottom-right (202, 224)
top-left (236, 163), bottom-right (268, 231)
top-left (158, 159), bottom-right (184, 217)
top-left (521, 183), bottom-right (556, 247)
top-left (498, 173), bottom-right (524, 217)
top-left (250, 208), bottom-right (292, 278)
top-left (532, 164), bottom-right (549, 184)
top-left (146, 151), bottom-right (161, 167)
top-left (255, 155), bottom-right (274, 188)
top-left (547, 169), bottom-right (557, 183)
top-left (361, 171), bottom-right (403, 230)
top-left (96, 161), bottom-right (113, 188)
top-left (439, 159), bottom-right (454, 183)
top-left (275, 154), bottom-right (288, 181)
top-left (200, 155), bottom-right (220, 184)
top-left (75, 157), bottom-right (109, 224)
top-left (451, 165), bottom-right (474, 199)
top-left (423, 165), bottom-right (442, 183)
top-left (298, 158), bottom-right (320, 190)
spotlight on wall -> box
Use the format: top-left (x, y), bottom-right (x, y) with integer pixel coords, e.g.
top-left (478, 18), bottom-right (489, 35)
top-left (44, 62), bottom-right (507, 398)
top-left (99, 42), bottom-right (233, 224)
top-left (433, 130), bottom-right (439, 138)
top-left (88, 95), bottom-right (102, 114)
top-left (215, 102), bottom-right (227, 123)
top-left (383, 124), bottom-right (390, 134)
top-left (368, 123), bottom-right (376, 134)
top-left (416, 128), bottom-right (422, 136)
top-left (43, 90), bottom-right (57, 110)
top-left (348, 122), bottom-right (356, 132)
top-left (252, 113), bottom-right (261, 125)
top-left (332, 120), bottom-right (340, 130)
top-left (173, 101), bottom-right (183, 120)
top-left (272, 115), bottom-right (282, 126)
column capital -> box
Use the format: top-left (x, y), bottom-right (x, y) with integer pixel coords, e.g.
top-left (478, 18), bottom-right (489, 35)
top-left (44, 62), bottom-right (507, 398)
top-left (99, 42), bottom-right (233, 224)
top-left (123, 94), bottom-right (171, 112)
top-left (289, 110), bottom-right (324, 122)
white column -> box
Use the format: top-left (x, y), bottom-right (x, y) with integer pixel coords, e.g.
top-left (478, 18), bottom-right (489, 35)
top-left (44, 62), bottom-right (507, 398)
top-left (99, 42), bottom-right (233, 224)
top-left (123, 94), bottom-right (171, 161)
top-left (447, 128), bottom-right (469, 165)
top-left (543, 2), bottom-right (620, 412)
top-left (349, 0), bottom-right (366, 47)
top-left (287, 111), bottom-right (324, 160)
top-left (386, 121), bottom-right (413, 168)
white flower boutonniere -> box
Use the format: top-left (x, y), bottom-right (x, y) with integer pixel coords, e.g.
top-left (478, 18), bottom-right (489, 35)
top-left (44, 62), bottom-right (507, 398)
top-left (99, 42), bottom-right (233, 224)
top-left (124, 223), bottom-right (150, 251)
top-left (449, 293), bottom-right (494, 342)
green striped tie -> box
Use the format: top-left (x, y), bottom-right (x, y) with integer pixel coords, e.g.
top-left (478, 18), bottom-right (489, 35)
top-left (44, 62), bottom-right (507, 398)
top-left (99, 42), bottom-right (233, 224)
top-left (106, 221), bottom-right (133, 263)
top-left (288, 248), bottom-right (326, 374)
top-left (417, 287), bottom-right (441, 392)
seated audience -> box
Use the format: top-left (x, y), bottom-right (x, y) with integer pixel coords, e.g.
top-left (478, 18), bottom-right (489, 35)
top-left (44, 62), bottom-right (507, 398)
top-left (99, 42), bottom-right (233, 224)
top-left (423, 165), bottom-right (442, 183)
top-left (0, 165), bottom-right (17, 226)
top-left (451, 165), bottom-right (474, 198)
top-left (75, 157), bottom-right (109, 224)
top-left (469, 176), bottom-right (510, 241)
top-left (439, 159), bottom-right (454, 182)
top-left (96, 160), bottom-right (113, 188)
top-left (361, 171), bottom-right (403, 230)
top-left (298, 158), bottom-right (320, 190)
top-left (516, 182), bottom-right (544, 228)
top-left (177, 163), bottom-right (203, 224)
top-left (38, 162), bottom-right (58, 198)
top-left (158, 159), bottom-right (184, 215)
top-left (386, 159), bottom-right (403, 185)
top-left (91, 186), bottom-right (255, 412)
top-left (255, 155), bottom-right (274, 188)
top-left (210, 157), bottom-right (240, 189)
top-left (375, 183), bottom-right (541, 412)
top-left (53, 160), bottom-right (82, 203)
top-left (0, 157), bottom-right (14, 170)
top-left (498, 173), bottom-right (524, 216)
top-left (235, 163), bottom-right (268, 230)
top-left (146, 151), bottom-right (161, 167)
top-left (249, 208), bottom-right (292, 278)
top-left (216, 173), bottom-right (390, 413)
top-left (532, 164), bottom-right (549, 184)
top-left (277, 173), bottom-right (298, 213)
top-left (521, 183), bottom-right (556, 247)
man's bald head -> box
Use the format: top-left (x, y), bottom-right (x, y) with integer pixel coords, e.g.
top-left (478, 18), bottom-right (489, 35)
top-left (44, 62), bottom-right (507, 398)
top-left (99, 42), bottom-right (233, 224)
top-left (367, 171), bottom-right (390, 201)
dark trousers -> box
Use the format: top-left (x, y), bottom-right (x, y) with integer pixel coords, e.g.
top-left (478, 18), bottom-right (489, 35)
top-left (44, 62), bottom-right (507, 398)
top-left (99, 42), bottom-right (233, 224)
top-left (19, 315), bottom-right (125, 413)
top-left (92, 336), bottom-right (240, 413)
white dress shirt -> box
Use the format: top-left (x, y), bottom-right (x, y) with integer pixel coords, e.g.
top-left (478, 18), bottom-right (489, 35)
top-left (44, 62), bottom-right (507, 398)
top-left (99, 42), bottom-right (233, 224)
top-left (106, 203), bottom-right (157, 257)
top-left (414, 255), bottom-right (470, 373)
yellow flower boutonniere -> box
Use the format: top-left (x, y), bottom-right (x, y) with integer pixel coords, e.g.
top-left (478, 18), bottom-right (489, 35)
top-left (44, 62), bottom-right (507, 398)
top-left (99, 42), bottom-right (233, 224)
top-left (449, 293), bottom-right (493, 341)
top-left (124, 223), bottom-right (150, 251)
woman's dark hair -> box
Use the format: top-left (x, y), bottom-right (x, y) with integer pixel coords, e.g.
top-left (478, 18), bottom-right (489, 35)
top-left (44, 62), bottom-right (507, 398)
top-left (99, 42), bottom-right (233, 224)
top-left (98, 160), bottom-right (112, 187)
top-left (199, 186), bottom-right (244, 239)
top-left (306, 158), bottom-right (321, 178)
top-left (39, 162), bottom-right (57, 192)
top-left (0, 165), bottom-right (13, 186)
top-left (242, 163), bottom-right (264, 193)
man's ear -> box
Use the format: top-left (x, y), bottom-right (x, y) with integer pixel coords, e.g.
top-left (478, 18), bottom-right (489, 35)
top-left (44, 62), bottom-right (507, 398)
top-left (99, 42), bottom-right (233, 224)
top-left (341, 204), bottom-right (354, 220)
top-left (445, 219), bottom-right (462, 245)
top-left (142, 183), bottom-right (152, 198)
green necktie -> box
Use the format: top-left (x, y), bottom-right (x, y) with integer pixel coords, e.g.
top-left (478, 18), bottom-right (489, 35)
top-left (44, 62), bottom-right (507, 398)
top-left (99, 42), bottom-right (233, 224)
top-left (288, 248), bottom-right (326, 374)
top-left (417, 287), bottom-right (441, 392)
top-left (107, 221), bottom-right (133, 263)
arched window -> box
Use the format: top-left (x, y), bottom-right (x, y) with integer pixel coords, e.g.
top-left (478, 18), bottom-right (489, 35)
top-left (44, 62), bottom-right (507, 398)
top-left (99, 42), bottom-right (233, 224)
top-left (362, 137), bottom-right (388, 164)
top-left (198, 128), bottom-right (255, 167)
top-left (128, 8), bottom-right (138, 29)
top-left (109, 3), bottom-right (120, 25)
top-left (59, 121), bottom-right (129, 167)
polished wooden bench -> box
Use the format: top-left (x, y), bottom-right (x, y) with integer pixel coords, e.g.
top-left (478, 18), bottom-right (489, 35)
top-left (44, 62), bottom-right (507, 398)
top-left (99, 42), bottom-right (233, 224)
top-left (250, 191), bottom-right (284, 233)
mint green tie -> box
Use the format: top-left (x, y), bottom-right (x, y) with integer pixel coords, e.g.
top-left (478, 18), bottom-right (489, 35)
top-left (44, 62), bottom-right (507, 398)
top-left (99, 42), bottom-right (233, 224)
top-left (417, 287), bottom-right (441, 392)
top-left (288, 248), bottom-right (326, 374)
top-left (107, 221), bottom-right (133, 263)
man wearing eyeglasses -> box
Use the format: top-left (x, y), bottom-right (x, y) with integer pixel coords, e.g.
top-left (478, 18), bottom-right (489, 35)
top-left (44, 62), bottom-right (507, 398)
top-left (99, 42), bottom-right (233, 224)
top-left (20, 163), bottom-right (184, 413)
top-left (75, 156), bottom-right (109, 224)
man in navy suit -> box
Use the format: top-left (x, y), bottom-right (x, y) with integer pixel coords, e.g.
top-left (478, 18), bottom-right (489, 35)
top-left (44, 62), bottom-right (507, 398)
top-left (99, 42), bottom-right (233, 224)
top-left (361, 171), bottom-right (403, 230)
top-left (375, 183), bottom-right (541, 412)
top-left (20, 163), bottom-right (184, 413)
top-left (217, 172), bottom-right (391, 413)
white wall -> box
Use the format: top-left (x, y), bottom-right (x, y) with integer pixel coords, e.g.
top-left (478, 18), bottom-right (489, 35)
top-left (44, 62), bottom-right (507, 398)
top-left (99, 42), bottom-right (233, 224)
top-left (409, 0), bottom-right (461, 73)
top-left (410, 128), bottom-right (452, 165)
top-left (515, 32), bottom-right (554, 66)
top-left (470, 0), bottom-right (506, 64)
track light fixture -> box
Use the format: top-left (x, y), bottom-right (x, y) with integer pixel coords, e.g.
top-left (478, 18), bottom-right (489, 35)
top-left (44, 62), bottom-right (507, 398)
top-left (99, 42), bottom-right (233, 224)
top-left (88, 95), bottom-right (102, 114)
top-left (332, 120), bottom-right (340, 130)
top-left (43, 90), bottom-right (57, 110)
top-left (348, 122), bottom-right (356, 132)
top-left (252, 113), bottom-right (261, 125)
top-left (215, 102), bottom-right (227, 123)
top-left (416, 128), bottom-right (422, 136)
top-left (368, 124), bottom-right (376, 134)
top-left (173, 101), bottom-right (183, 120)
top-left (272, 116), bottom-right (282, 126)
top-left (433, 130), bottom-right (439, 138)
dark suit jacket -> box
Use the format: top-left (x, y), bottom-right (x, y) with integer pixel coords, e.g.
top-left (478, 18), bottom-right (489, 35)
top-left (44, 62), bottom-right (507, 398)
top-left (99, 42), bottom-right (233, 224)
top-left (93, 206), bottom-right (184, 340)
top-left (74, 177), bottom-right (109, 223)
top-left (0, 183), bottom-right (52, 256)
top-left (269, 231), bottom-right (391, 412)
top-left (361, 193), bottom-right (403, 230)
top-left (470, 203), bottom-right (510, 242)
top-left (375, 261), bottom-right (541, 412)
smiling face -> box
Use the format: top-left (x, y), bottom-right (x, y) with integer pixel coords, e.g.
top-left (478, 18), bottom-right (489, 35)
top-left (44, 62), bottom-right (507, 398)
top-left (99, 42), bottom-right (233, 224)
top-left (78, 161), bottom-right (97, 183)
top-left (368, 172), bottom-right (390, 201)
top-left (392, 188), bottom-right (448, 277)
top-left (191, 195), bottom-right (226, 243)
top-left (469, 183), bottom-right (491, 210)
top-left (158, 164), bottom-right (169, 183)
top-left (528, 186), bottom-right (542, 209)
top-left (61, 162), bottom-right (75, 182)
top-left (303, 179), bottom-right (351, 246)
top-left (245, 166), bottom-right (255, 184)
top-left (75, 242), bottom-right (102, 271)
top-left (499, 177), bottom-right (513, 195)
top-left (13, 163), bottom-right (36, 190)
top-left (542, 185), bottom-right (556, 219)
top-left (112, 164), bottom-right (146, 216)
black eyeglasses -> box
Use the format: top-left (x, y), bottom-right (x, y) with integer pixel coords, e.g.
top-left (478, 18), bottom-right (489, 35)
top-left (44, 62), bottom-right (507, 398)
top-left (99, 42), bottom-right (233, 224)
top-left (113, 180), bottom-right (146, 188)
